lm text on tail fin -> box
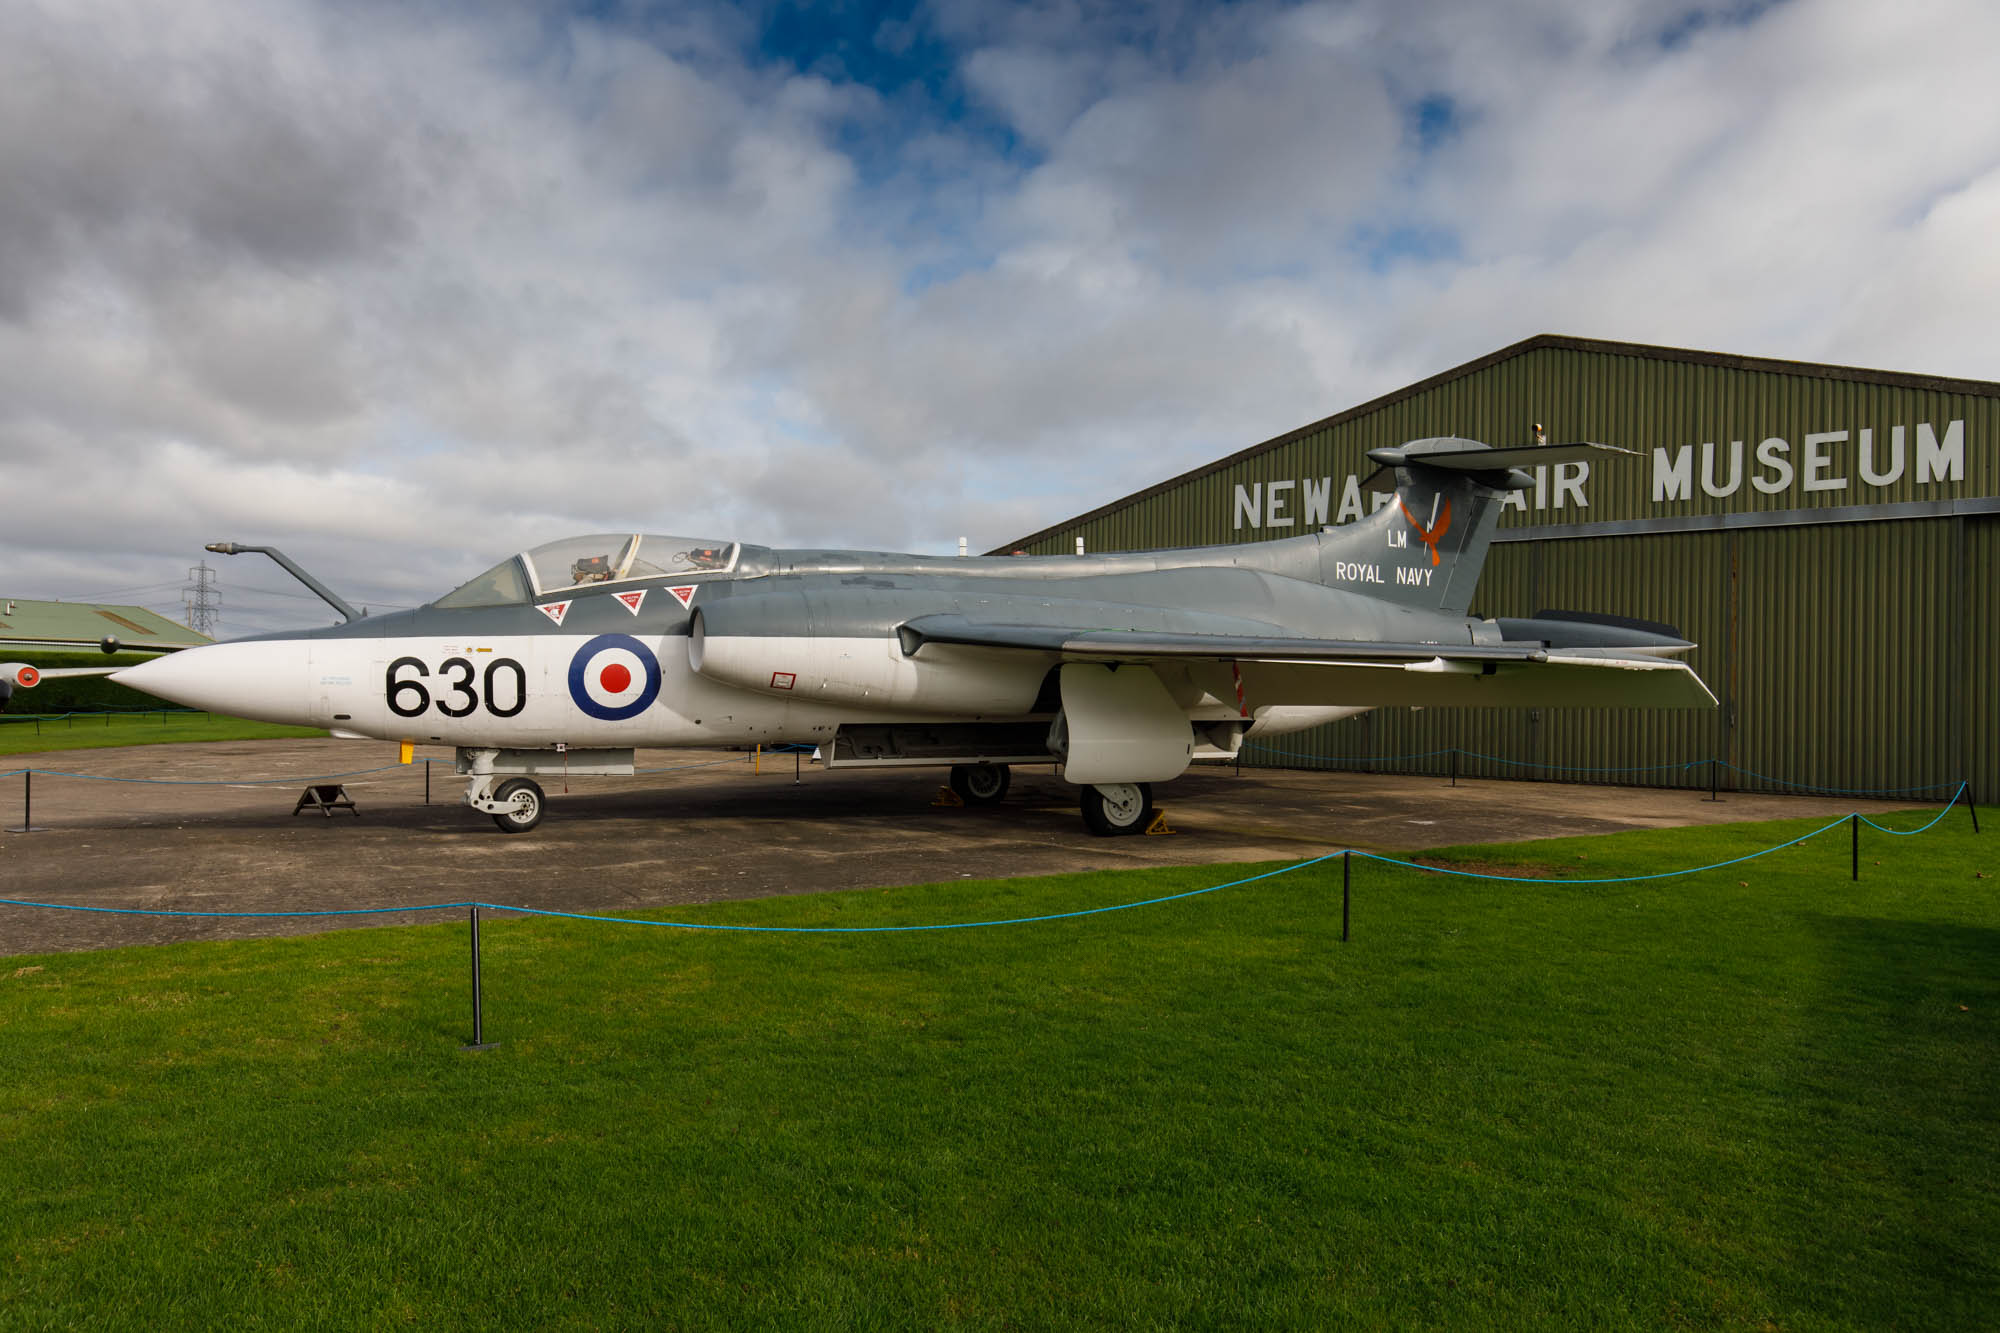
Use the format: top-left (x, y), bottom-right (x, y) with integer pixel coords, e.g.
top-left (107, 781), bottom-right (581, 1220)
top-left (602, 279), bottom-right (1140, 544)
top-left (1311, 437), bottom-right (1639, 617)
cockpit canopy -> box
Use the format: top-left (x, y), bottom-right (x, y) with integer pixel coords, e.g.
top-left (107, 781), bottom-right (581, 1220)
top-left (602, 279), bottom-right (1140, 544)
top-left (433, 534), bottom-right (738, 609)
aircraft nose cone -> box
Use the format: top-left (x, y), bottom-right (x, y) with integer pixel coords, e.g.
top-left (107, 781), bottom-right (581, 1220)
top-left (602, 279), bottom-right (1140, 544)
top-left (114, 641), bottom-right (312, 725)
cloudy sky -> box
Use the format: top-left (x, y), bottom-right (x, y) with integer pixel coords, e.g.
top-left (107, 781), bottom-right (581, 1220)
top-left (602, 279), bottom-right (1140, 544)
top-left (5, 0), bottom-right (1996, 634)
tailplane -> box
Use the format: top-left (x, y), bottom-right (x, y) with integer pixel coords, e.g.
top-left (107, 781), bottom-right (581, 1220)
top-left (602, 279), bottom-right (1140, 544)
top-left (1312, 437), bottom-right (1636, 617)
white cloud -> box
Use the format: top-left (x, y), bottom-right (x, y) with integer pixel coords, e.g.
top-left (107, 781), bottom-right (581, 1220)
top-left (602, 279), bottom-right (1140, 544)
top-left (1, 0), bottom-right (1995, 637)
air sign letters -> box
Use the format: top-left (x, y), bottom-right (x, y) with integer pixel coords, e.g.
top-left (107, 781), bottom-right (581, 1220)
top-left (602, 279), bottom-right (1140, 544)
top-left (1232, 418), bottom-right (1967, 531)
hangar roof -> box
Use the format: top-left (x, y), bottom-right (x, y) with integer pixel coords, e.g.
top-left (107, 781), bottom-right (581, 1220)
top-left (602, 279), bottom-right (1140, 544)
top-left (995, 333), bottom-right (2000, 552)
top-left (0, 598), bottom-right (211, 652)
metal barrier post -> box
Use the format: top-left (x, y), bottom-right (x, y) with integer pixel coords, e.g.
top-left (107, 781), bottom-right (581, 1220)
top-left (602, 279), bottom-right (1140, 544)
top-left (7, 770), bottom-right (45, 834)
top-left (795, 749), bottom-right (802, 785)
top-left (1341, 851), bottom-right (1351, 943)
top-left (1450, 748), bottom-right (1458, 788)
top-left (1850, 814), bottom-right (1859, 882)
top-left (1708, 758), bottom-right (1720, 802)
top-left (463, 905), bottom-right (497, 1052)
top-left (425, 761), bottom-right (431, 805)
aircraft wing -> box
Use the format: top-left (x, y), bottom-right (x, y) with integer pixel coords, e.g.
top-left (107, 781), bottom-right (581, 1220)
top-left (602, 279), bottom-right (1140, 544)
top-left (899, 614), bottom-right (1717, 710)
top-left (903, 614), bottom-right (1548, 662)
top-left (0, 661), bottom-right (127, 709)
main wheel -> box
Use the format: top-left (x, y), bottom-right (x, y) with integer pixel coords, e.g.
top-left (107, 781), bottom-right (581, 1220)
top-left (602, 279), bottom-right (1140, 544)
top-left (949, 763), bottom-right (1012, 806)
top-left (491, 777), bottom-right (545, 834)
top-left (1080, 782), bottom-right (1153, 836)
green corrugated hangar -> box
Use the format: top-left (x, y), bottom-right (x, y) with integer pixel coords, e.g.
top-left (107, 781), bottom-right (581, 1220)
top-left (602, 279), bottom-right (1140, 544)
top-left (1001, 335), bottom-right (1999, 804)
top-left (0, 599), bottom-right (209, 653)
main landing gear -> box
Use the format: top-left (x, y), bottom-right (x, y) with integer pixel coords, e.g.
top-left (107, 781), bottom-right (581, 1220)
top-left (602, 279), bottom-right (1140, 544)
top-left (1080, 782), bottom-right (1154, 837)
top-left (942, 764), bottom-right (1153, 836)
top-left (948, 763), bottom-right (1012, 806)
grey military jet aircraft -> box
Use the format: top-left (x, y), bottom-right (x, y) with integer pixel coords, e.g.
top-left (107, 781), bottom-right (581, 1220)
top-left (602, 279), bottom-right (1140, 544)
top-left (5, 437), bottom-right (1713, 834)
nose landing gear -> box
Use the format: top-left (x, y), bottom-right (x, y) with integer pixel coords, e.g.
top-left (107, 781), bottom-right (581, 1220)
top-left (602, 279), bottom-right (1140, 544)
top-left (463, 761), bottom-right (547, 834)
top-left (488, 778), bottom-right (545, 834)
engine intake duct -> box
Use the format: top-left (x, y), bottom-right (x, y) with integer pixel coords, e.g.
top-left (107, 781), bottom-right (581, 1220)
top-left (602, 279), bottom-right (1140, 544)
top-left (689, 601), bottom-right (1047, 715)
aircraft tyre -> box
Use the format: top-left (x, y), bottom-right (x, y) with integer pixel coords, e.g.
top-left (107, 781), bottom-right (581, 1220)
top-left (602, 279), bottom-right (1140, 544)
top-left (1081, 782), bottom-right (1153, 836)
top-left (949, 763), bottom-right (1011, 806)
top-left (491, 778), bottom-right (546, 834)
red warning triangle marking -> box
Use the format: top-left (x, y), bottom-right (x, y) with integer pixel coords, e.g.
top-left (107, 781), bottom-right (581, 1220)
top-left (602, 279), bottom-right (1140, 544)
top-left (666, 585), bottom-right (697, 609)
top-left (537, 600), bottom-right (570, 626)
top-left (615, 590), bottom-right (646, 615)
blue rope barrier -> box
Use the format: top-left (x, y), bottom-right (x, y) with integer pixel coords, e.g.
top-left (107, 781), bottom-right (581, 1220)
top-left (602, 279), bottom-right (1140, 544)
top-left (1713, 764), bottom-right (1964, 796)
top-left (485, 855), bottom-right (1347, 933)
top-left (636, 756), bottom-right (753, 775)
top-left (1858, 785), bottom-right (1969, 835)
top-left (1452, 751), bottom-right (1704, 775)
top-left (407, 754), bottom-right (748, 772)
top-left (16, 764), bottom-right (415, 787)
top-left (1357, 817), bottom-right (1852, 885)
top-left (0, 859), bottom-right (1342, 928)
top-left (1242, 744), bottom-right (1457, 763)
top-left (0, 708), bottom-right (201, 723)
top-left (0, 754), bottom-right (761, 786)
top-left (1239, 744), bottom-right (1968, 796)
top-left (0, 782), bottom-right (1976, 927)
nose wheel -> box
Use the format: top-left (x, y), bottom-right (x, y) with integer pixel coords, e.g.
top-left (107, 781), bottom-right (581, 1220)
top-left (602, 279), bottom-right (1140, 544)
top-left (465, 770), bottom-right (547, 833)
top-left (490, 778), bottom-right (545, 833)
top-left (1081, 782), bottom-right (1153, 836)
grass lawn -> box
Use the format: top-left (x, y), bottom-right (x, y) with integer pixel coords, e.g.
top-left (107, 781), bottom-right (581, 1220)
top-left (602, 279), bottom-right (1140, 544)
top-left (2, 811), bottom-right (1993, 1329)
top-left (0, 712), bottom-right (325, 755)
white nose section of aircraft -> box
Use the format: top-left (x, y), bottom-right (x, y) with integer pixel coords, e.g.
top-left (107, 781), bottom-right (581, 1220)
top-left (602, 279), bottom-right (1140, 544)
top-left (114, 640), bottom-right (312, 725)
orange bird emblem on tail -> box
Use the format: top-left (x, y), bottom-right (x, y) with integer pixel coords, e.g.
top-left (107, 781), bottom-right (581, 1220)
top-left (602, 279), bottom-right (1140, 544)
top-left (1397, 496), bottom-right (1453, 566)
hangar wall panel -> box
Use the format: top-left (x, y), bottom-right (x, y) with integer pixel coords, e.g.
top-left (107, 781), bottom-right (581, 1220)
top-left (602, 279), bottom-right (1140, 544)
top-left (1728, 520), bottom-right (1958, 797)
top-left (1004, 337), bottom-right (1998, 803)
top-left (1969, 516), bottom-right (1999, 806)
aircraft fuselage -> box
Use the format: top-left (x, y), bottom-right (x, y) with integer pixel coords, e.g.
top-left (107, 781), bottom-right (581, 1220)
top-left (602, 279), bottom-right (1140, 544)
top-left (100, 438), bottom-right (1712, 834)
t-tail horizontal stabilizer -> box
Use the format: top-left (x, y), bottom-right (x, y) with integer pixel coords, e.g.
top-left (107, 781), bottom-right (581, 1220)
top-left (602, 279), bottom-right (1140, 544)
top-left (1365, 440), bottom-right (1640, 475)
top-left (1317, 437), bottom-right (1641, 618)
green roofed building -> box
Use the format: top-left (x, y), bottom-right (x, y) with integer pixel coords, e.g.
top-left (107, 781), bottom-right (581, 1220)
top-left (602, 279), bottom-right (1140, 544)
top-left (0, 598), bottom-right (212, 654)
top-left (999, 334), bottom-right (1999, 805)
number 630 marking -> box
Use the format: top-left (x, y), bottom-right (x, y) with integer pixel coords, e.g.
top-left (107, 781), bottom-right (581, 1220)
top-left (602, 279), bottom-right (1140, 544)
top-left (386, 656), bottom-right (527, 719)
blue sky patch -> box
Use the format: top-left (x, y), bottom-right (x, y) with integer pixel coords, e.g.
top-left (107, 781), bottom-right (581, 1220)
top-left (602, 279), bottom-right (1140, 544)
top-left (1347, 221), bottom-right (1461, 273)
top-left (1411, 94), bottom-right (1459, 153)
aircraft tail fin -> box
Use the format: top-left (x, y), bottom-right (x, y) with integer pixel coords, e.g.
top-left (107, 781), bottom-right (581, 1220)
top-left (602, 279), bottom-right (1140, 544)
top-left (1312, 437), bottom-right (1636, 617)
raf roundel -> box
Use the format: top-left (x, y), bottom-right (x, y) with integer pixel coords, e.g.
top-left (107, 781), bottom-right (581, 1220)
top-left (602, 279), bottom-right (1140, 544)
top-left (566, 634), bottom-right (662, 721)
